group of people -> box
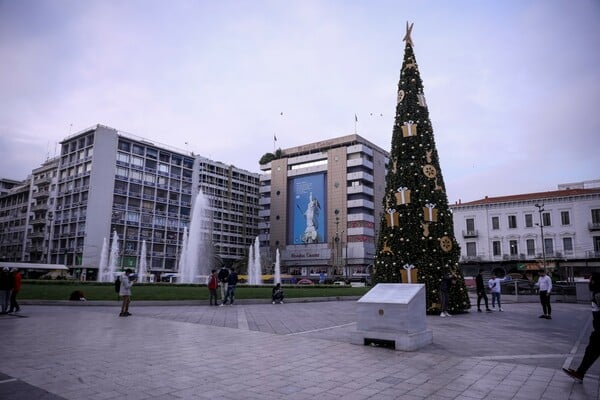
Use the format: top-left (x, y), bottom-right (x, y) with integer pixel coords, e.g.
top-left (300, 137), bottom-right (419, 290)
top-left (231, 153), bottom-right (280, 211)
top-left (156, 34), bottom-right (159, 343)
top-left (474, 268), bottom-right (553, 317)
top-left (0, 267), bottom-right (22, 314)
top-left (207, 266), bottom-right (239, 306)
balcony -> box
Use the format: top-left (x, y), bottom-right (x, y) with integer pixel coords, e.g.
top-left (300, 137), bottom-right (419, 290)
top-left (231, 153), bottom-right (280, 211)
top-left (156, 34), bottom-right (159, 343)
top-left (462, 230), bottom-right (478, 238)
top-left (33, 189), bottom-right (50, 199)
top-left (589, 222), bottom-right (600, 231)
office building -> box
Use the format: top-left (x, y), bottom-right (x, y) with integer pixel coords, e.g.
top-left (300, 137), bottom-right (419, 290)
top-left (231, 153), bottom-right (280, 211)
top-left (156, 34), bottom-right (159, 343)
top-left (8, 124), bottom-right (261, 279)
top-left (259, 134), bottom-right (389, 279)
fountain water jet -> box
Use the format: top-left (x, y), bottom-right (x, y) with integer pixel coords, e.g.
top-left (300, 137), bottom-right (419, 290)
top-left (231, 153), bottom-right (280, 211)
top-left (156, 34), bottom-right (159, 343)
top-left (179, 191), bottom-right (212, 283)
top-left (247, 236), bottom-right (263, 285)
top-left (138, 240), bottom-right (148, 283)
top-left (98, 237), bottom-right (109, 282)
top-left (107, 231), bottom-right (120, 280)
top-left (274, 248), bottom-right (281, 285)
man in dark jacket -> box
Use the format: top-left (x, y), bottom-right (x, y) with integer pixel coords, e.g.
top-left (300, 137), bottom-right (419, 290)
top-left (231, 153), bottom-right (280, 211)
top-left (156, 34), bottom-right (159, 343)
top-left (222, 268), bottom-right (238, 306)
top-left (0, 267), bottom-right (11, 314)
top-left (476, 269), bottom-right (492, 312)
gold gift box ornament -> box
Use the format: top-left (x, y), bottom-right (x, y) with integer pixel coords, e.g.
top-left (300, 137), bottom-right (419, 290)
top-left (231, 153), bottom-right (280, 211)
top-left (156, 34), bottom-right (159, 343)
top-left (385, 208), bottom-right (399, 228)
top-left (395, 187), bottom-right (411, 205)
top-left (401, 120), bottom-right (418, 137)
top-left (423, 203), bottom-right (438, 222)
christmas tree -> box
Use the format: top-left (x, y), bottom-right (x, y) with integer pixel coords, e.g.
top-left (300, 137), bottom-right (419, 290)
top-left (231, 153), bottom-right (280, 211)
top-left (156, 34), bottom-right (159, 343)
top-left (373, 22), bottom-right (470, 313)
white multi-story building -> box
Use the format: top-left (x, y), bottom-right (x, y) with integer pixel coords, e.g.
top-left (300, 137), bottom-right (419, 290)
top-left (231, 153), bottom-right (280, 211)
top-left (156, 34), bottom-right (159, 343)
top-left (259, 134), bottom-right (389, 279)
top-left (2, 124), bottom-right (260, 279)
top-left (451, 187), bottom-right (600, 278)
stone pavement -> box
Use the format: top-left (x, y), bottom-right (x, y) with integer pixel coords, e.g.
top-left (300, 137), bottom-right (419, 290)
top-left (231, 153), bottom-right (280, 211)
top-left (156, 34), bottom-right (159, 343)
top-left (0, 297), bottom-right (599, 400)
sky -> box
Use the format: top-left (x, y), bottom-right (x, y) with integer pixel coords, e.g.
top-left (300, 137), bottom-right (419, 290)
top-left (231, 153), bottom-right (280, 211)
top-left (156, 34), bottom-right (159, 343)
top-left (1, 0), bottom-right (599, 203)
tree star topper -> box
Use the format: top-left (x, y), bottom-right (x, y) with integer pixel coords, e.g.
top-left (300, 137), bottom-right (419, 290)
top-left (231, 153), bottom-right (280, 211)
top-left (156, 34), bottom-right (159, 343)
top-left (403, 21), bottom-right (414, 47)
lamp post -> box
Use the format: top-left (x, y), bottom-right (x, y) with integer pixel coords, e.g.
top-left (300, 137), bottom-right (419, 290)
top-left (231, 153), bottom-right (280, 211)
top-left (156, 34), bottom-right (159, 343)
top-left (535, 203), bottom-right (547, 272)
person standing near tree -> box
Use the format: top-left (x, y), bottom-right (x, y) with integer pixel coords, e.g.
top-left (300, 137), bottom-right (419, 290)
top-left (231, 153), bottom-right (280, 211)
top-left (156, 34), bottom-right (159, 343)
top-left (8, 268), bottom-right (21, 313)
top-left (476, 269), bottom-right (491, 312)
top-left (563, 272), bottom-right (600, 383)
top-left (438, 274), bottom-right (456, 317)
top-left (535, 269), bottom-right (553, 319)
top-left (217, 266), bottom-right (230, 304)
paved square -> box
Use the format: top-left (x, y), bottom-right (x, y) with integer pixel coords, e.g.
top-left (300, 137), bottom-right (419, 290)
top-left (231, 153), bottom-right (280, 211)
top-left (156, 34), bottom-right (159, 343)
top-left (1, 298), bottom-right (598, 399)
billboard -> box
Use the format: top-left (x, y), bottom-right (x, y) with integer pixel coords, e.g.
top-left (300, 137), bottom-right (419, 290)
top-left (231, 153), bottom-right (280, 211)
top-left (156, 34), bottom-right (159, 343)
top-left (288, 173), bottom-right (326, 244)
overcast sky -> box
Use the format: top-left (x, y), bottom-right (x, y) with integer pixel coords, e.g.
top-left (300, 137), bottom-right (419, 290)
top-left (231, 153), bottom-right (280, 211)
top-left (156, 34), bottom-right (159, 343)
top-left (1, 0), bottom-right (599, 203)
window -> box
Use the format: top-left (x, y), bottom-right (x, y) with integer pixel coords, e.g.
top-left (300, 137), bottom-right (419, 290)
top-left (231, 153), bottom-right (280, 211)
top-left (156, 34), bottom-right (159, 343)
top-left (508, 215), bottom-right (517, 229)
top-left (466, 218), bottom-right (475, 233)
top-left (116, 152), bottom-right (130, 163)
top-left (563, 237), bottom-right (573, 254)
top-left (561, 211), bottom-right (570, 226)
top-left (525, 214), bottom-right (533, 228)
top-left (526, 239), bottom-right (535, 256)
top-left (594, 236), bottom-right (600, 253)
top-left (592, 209), bottom-right (600, 224)
top-left (466, 242), bottom-right (477, 257)
top-left (118, 140), bottom-right (130, 152)
top-left (491, 216), bottom-right (499, 230)
top-left (131, 156), bottom-right (143, 167)
top-left (542, 212), bottom-right (551, 227)
top-left (509, 240), bottom-right (518, 255)
top-left (115, 167), bottom-right (128, 178)
top-left (544, 238), bottom-right (554, 256)
top-left (492, 241), bottom-right (501, 256)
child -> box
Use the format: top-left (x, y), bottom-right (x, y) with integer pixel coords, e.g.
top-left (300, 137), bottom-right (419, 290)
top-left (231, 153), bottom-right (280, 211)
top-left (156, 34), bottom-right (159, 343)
top-left (208, 269), bottom-right (218, 306)
top-left (272, 283), bottom-right (284, 304)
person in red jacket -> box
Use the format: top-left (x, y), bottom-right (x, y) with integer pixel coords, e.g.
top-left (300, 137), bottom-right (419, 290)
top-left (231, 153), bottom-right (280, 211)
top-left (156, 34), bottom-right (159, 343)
top-left (9, 268), bottom-right (21, 313)
top-left (208, 269), bottom-right (219, 306)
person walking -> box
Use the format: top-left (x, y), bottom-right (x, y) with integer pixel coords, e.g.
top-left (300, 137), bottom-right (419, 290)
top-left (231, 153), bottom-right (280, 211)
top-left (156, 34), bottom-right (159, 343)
top-left (217, 266), bottom-right (230, 303)
top-left (535, 269), bottom-right (553, 319)
top-left (563, 272), bottom-right (600, 383)
top-left (0, 267), bottom-right (11, 314)
top-left (208, 269), bottom-right (219, 306)
top-left (8, 268), bottom-right (21, 313)
top-left (476, 269), bottom-right (492, 312)
top-left (222, 268), bottom-right (238, 306)
top-left (488, 273), bottom-right (504, 312)
top-left (438, 274), bottom-right (455, 317)
top-left (119, 269), bottom-right (136, 317)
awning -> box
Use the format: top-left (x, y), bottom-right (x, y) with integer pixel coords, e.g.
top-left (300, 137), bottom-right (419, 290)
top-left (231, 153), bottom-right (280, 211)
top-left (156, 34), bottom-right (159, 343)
top-left (0, 262), bottom-right (68, 270)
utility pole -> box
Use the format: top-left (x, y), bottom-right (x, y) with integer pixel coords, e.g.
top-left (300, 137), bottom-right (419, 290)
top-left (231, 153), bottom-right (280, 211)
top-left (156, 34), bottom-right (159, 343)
top-left (535, 203), bottom-right (547, 272)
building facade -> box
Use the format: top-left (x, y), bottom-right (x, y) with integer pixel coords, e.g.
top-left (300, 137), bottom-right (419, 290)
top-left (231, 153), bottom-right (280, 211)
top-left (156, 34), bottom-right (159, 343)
top-left (451, 187), bottom-right (600, 279)
top-left (259, 134), bottom-right (389, 280)
top-left (0, 124), bottom-right (260, 279)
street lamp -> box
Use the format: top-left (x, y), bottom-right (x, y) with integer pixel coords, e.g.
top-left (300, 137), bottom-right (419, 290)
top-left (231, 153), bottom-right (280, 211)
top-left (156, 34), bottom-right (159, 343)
top-left (535, 203), bottom-right (547, 272)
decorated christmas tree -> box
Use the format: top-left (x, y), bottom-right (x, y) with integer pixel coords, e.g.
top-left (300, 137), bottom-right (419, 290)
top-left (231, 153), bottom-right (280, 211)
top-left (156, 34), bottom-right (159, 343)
top-left (373, 23), bottom-right (470, 313)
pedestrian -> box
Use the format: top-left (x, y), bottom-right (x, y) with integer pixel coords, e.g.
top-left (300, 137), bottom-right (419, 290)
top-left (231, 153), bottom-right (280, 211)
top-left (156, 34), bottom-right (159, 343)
top-left (535, 269), bottom-right (553, 319)
top-left (119, 269), bottom-right (136, 317)
top-left (218, 265), bottom-right (230, 303)
top-left (438, 274), bottom-right (455, 317)
top-left (272, 283), bottom-right (284, 304)
top-left (476, 269), bottom-right (492, 312)
top-left (8, 268), bottom-right (21, 313)
top-left (222, 267), bottom-right (238, 306)
top-left (488, 273), bottom-right (505, 311)
top-left (563, 272), bottom-right (600, 383)
top-left (208, 269), bottom-right (218, 306)
top-left (0, 267), bottom-right (11, 314)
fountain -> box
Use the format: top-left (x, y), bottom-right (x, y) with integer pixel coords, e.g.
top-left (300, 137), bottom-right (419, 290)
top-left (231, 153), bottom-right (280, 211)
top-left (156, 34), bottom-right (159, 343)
top-left (274, 248), bottom-right (281, 285)
top-left (107, 231), bottom-right (120, 280)
top-left (138, 240), bottom-right (147, 283)
top-left (177, 226), bottom-right (189, 281)
top-left (247, 236), bottom-right (263, 285)
top-left (98, 237), bottom-right (109, 282)
top-left (179, 191), bottom-right (212, 283)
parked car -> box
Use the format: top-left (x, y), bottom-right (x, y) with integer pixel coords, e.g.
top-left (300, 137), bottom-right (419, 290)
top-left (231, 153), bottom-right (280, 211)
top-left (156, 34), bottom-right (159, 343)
top-left (296, 279), bottom-right (314, 285)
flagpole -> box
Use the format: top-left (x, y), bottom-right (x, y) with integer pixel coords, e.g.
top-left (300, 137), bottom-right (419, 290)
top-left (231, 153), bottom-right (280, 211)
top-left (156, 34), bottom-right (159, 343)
top-left (354, 114), bottom-right (358, 134)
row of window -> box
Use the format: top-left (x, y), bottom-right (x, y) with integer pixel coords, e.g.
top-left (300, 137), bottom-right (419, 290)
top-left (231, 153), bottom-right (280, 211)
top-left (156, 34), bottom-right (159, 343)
top-left (464, 236), bottom-right (598, 258)
top-left (61, 135), bottom-right (94, 156)
top-left (117, 140), bottom-right (194, 169)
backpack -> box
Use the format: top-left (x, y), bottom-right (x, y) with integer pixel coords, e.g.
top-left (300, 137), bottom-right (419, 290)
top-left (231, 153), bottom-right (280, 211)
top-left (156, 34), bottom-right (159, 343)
top-left (115, 276), bottom-right (121, 293)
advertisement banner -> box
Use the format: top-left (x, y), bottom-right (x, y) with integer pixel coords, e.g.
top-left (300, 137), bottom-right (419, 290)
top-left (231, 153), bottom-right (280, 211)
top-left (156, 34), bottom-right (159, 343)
top-left (289, 173), bottom-right (326, 244)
